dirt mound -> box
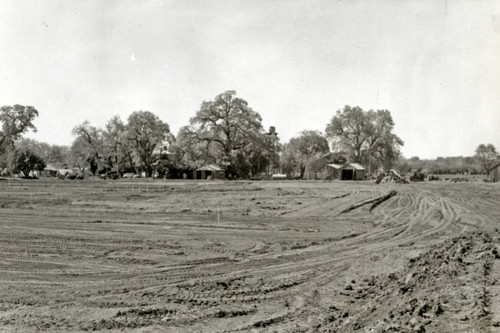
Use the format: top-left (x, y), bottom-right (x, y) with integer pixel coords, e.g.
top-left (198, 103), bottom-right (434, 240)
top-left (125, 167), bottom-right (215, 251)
top-left (327, 231), bottom-right (499, 332)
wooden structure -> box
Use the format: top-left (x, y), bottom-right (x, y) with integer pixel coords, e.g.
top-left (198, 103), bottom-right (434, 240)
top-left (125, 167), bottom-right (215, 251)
top-left (326, 164), bottom-right (342, 180)
top-left (489, 163), bottom-right (500, 182)
top-left (194, 164), bottom-right (225, 180)
top-left (340, 163), bottom-right (365, 181)
top-left (42, 165), bottom-right (58, 177)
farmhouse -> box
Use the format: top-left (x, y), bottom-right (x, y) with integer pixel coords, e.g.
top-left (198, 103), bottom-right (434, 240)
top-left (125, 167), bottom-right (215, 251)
top-left (488, 163), bottom-right (500, 182)
top-left (194, 164), bottom-right (225, 180)
top-left (340, 163), bottom-right (366, 180)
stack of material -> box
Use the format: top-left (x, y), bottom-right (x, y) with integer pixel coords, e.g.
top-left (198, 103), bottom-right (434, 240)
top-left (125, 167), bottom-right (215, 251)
top-left (375, 169), bottom-right (409, 184)
top-left (409, 171), bottom-right (426, 182)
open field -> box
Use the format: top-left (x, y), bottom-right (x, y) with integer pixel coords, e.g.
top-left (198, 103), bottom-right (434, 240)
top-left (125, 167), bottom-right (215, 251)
top-left (1, 178), bottom-right (500, 332)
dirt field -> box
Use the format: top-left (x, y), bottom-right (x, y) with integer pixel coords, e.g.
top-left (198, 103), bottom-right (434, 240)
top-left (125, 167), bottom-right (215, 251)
top-left (1, 178), bottom-right (500, 332)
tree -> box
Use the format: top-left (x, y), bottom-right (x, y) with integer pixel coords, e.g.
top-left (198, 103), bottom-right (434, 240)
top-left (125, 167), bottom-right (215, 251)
top-left (326, 106), bottom-right (368, 162)
top-left (12, 149), bottom-right (46, 178)
top-left (364, 110), bottom-right (404, 170)
top-left (324, 151), bottom-right (347, 165)
top-left (183, 91), bottom-right (266, 177)
top-left (475, 144), bottom-right (497, 176)
top-left (325, 106), bottom-right (403, 172)
top-left (396, 155), bottom-right (483, 175)
top-left (0, 105), bottom-right (39, 154)
top-left (175, 125), bottom-right (218, 170)
top-left (234, 132), bottom-right (280, 178)
top-left (127, 111), bottom-right (172, 177)
top-left (103, 116), bottom-right (135, 173)
top-left (71, 121), bottom-right (104, 175)
top-left (281, 131), bottom-right (329, 179)
top-left (46, 145), bottom-right (70, 165)
top-left (16, 138), bottom-right (69, 165)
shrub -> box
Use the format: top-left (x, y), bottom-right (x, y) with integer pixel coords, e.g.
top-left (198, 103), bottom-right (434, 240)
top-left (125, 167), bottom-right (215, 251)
top-left (12, 149), bottom-right (46, 178)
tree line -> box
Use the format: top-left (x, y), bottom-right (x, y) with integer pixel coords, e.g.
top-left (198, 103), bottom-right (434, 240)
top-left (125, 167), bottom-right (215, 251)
top-left (0, 91), bottom-right (497, 179)
top-left (399, 144), bottom-right (498, 176)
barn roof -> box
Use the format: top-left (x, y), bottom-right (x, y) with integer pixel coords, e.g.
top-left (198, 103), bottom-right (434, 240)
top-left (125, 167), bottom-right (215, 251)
top-left (343, 163), bottom-right (365, 170)
top-left (44, 165), bottom-right (58, 172)
top-left (326, 164), bottom-right (342, 169)
top-left (488, 162), bottom-right (500, 172)
top-left (196, 164), bottom-right (224, 172)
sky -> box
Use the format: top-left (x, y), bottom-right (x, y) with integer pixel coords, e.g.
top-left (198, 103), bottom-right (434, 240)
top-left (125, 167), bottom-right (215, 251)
top-left (1, 0), bottom-right (499, 159)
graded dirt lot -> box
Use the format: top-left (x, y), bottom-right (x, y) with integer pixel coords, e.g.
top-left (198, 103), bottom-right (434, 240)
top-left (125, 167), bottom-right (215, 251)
top-left (1, 178), bottom-right (500, 332)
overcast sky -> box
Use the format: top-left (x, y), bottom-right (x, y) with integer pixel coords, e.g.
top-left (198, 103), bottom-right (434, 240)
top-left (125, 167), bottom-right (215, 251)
top-left (1, 0), bottom-right (499, 159)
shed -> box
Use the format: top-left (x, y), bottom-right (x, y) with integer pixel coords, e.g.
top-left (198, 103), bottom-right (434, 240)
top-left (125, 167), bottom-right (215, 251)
top-left (43, 165), bottom-right (58, 177)
top-left (194, 164), bottom-right (225, 180)
top-left (326, 164), bottom-right (342, 180)
top-left (488, 163), bottom-right (500, 182)
top-left (341, 163), bottom-right (366, 180)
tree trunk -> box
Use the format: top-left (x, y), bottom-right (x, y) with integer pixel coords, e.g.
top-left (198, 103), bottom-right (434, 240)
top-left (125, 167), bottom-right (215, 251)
top-left (300, 165), bottom-right (306, 179)
top-left (21, 167), bottom-right (31, 178)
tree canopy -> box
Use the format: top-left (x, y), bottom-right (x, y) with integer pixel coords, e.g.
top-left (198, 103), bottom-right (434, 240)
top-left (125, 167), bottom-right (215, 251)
top-left (475, 144), bottom-right (498, 176)
top-left (70, 112), bottom-right (172, 177)
top-left (16, 138), bottom-right (69, 166)
top-left (282, 130), bottom-right (329, 179)
top-left (71, 121), bottom-right (103, 175)
top-left (103, 116), bottom-right (135, 173)
top-left (0, 105), bottom-right (39, 154)
top-left (182, 90), bottom-right (275, 177)
top-left (12, 149), bottom-right (46, 178)
top-left (396, 155), bottom-right (483, 175)
top-left (8, 96), bottom-right (500, 181)
top-left (126, 111), bottom-right (173, 177)
top-left (325, 105), bottom-right (403, 171)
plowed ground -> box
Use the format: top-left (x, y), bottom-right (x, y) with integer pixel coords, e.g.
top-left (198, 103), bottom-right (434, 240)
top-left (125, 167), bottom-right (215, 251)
top-left (0, 179), bottom-right (500, 332)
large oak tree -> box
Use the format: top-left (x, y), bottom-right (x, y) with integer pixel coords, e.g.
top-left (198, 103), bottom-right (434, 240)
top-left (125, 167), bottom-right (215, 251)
top-left (127, 111), bottom-right (173, 177)
top-left (475, 144), bottom-right (497, 176)
top-left (325, 105), bottom-right (403, 171)
top-left (183, 91), bottom-right (272, 178)
top-left (71, 121), bottom-right (103, 175)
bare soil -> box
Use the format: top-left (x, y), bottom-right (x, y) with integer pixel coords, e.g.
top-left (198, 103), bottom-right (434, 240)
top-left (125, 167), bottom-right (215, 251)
top-left (0, 178), bottom-right (499, 332)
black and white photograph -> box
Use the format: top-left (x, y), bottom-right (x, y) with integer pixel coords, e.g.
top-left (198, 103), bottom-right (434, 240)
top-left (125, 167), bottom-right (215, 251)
top-left (1, 1), bottom-right (500, 332)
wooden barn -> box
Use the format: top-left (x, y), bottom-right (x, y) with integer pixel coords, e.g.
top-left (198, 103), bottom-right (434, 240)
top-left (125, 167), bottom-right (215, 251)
top-left (42, 165), bottom-right (59, 177)
top-left (326, 164), bottom-right (342, 180)
top-left (194, 164), bottom-right (225, 180)
top-left (340, 163), bottom-right (366, 181)
top-left (488, 163), bottom-right (500, 182)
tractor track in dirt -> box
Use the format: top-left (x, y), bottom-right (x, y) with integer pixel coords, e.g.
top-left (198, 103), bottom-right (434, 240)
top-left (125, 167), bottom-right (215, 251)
top-left (1, 180), bottom-right (499, 332)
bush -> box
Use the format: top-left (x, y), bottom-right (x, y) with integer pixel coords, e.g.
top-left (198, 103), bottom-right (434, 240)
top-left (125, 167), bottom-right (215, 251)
top-left (12, 149), bottom-right (46, 178)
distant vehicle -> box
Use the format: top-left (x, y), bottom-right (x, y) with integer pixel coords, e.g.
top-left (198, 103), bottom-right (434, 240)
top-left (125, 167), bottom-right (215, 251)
top-left (271, 173), bottom-right (287, 180)
top-left (65, 173), bottom-right (77, 180)
top-left (107, 171), bottom-right (119, 180)
top-left (410, 171), bottom-right (425, 182)
top-left (122, 173), bottom-right (136, 179)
